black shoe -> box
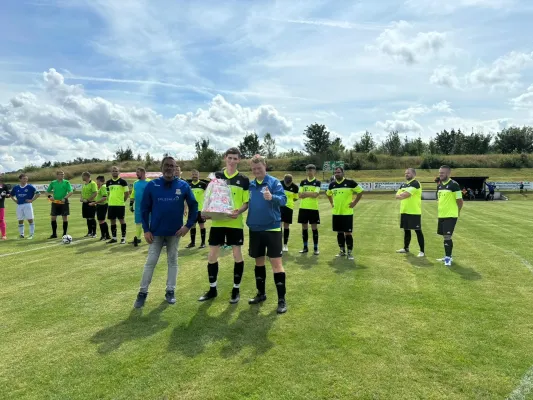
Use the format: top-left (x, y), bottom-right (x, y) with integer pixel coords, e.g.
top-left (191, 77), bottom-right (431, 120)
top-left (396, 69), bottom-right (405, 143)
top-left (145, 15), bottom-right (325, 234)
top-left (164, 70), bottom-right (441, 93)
top-left (133, 237), bottom-right (138, 247)
top-left (186, 243), bottom-right (196, 249)
top-left (277, 299), bottom-right (287, 314)
top-left (299, 248), bottom-right (309, 254)
top-left (248, 293), bottom-right (267, 304)
top-left (198, 288), bottom-right (217, 302)
top-left (99, 236), bottom-right (106, 241)
top-left (199, 243), bottom-right (206, 249)
top-left (49, 234), bottom-right (57, 239)
top-left (84, 233), bottom-right (92, 238)
top-left (107, 238), bottom-right (117, 244)
top-left (229, 288), bottom-right (240, 304)
top-left (165, 290), bottom-right (176, 305)
top-left (134, 292), bottom-right (147, 308)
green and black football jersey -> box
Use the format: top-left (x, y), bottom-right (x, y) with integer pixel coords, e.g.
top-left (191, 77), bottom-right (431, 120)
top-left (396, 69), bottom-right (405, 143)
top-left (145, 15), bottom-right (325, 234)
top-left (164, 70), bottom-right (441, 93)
top-left (281, 182), bottom-right (299, 210)
top-left (299, 178), bottom-right (321, 210)
top-left (396, 179), bottom-right (422, 215)
top-left (437, 179), bottom-right (462, 218)
top-left (187, 179), bottom-right (208, 210)
top-left (326, 178), bottom-right (363, 216)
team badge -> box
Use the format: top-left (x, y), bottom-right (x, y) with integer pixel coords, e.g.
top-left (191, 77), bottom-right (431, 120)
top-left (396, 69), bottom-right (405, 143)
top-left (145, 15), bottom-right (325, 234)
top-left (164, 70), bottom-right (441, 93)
top-left (175, 189), bottom-right (181, 195)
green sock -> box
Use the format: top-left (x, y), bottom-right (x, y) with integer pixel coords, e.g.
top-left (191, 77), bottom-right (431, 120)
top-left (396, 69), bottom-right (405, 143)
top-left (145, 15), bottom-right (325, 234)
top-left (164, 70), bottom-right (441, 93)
top-left (136, 224), bottom-right (143, 239)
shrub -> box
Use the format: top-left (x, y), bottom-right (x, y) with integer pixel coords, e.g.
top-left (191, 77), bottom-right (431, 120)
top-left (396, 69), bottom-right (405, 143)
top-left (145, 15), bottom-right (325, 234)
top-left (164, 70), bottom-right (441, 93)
top-left (420, 155), bottom-right (446, 169)
top-left (500, 156), bottom-right (524, 168)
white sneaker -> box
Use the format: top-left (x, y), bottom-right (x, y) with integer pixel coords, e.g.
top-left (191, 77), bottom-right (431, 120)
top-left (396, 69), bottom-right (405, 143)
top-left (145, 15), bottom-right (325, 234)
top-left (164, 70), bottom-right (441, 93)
top-left (436, 257), bottom-right (453, 262)
top-left (396, 248), bottom-right (408, 254)
top-left (282, 245), bottom-right (288, 252)
top-left (444, 256), bottom-right (452, 267)
top-left (27, 235), bottom-right (34, 240)
top-left (417, 252), bottom-right (425, 257)
top-left (313, 249), bottom-right (320, 255)
top-left (336, 251), bottom-right (346, 258)
top-left (347, 252), bottom-right (354, 260)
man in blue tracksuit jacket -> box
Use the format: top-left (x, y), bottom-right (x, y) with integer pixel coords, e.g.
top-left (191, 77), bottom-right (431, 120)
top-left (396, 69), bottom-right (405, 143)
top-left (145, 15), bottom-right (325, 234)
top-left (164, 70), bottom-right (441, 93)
top-left (133, 156), bottom-right (198, 308)
top-left (246, 155), bottom-right (288, 314)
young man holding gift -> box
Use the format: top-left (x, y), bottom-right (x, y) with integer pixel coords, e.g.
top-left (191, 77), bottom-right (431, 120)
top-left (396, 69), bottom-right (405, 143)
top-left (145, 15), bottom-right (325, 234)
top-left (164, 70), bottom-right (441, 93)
top-left (247, 155), bottom-right (288, 314)
top-left (198, 147), bottom-right (250, 304)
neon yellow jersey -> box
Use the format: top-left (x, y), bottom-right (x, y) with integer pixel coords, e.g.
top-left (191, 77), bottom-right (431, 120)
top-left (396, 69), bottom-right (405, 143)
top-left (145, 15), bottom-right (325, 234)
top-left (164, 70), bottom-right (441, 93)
top-left (81, 180), bottom-right (98, 201)
top-left (106, 177), bottom-right (129, 206)
top-left (437, 179), bottom-right (462, 218)
top-left (95, 185), bottom-right (108, 205)
top-left (187, 179), bottom-right (209, 210)
top-left (299, 178), bottom-right (321, 210)
top-left (396, 179), bottom-right (422, 215)
top-left (326, 178), bottom-right (364, 216)
top-left (281, 182), bottom-right (299, 210)
top-left (211, 169), bottom-right (250, 229)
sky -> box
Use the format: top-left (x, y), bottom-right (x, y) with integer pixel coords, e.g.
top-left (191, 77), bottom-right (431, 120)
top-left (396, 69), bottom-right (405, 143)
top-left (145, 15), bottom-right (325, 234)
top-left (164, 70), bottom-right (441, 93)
top-left (1, 0), bottom-right (533, 171)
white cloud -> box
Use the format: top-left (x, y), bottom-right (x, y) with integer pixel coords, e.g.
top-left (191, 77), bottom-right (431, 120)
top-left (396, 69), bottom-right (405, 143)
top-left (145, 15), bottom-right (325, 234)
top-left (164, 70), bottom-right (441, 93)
top-left (467, 51), bottom-right (533, 90)
top-left (392, 101), bottom-right (453, 119)
top-left (430, 66), bottom-right (462, 89)
top-left (510, 85), bottom-right (533, 109)
top-left (376, 119), bottom-right (423, 133)
top-left (270, 18), bottom-right (383, 31)
top-left (0, 69), bottom-right (294, 171)
top-left (405, 0), bottom-right (515, 14)
top-left (367, 21), bottom-right (448, 64)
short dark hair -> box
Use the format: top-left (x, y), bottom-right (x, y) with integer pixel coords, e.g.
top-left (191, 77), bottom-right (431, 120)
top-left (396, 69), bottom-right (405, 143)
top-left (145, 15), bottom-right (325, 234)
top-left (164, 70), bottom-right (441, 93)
top-left (19, 173), bottom-right (27, 180)
top-left (440, 165), bottom-right (451, 171)
top-left (96, 175), bottom-right (105, 182)
top-left (335, 167), bottom-right (344, 173)
top-left (136, 167), bottom-right (146, 173)
top-left (161, 156), bottom-right (176, 168)
top-left (305, 164), bottom-right (316, 170)
top-left (224, 147), bottom-right (241, 158)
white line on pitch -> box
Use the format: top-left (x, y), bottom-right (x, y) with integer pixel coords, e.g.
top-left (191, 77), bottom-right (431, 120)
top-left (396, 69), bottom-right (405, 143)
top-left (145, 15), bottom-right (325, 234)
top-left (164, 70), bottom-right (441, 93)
top-left (507, 365), bottom-right (533, 400)
top-left (0, 238), bottom-right (94, 258)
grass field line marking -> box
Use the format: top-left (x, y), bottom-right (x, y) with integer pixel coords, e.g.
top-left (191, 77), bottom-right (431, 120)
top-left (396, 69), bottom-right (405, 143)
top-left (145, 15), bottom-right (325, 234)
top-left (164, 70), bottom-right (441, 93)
top-left (0, 238), bottom-right (93, 258)
top-left (507, 365), bottom-right (533, 400)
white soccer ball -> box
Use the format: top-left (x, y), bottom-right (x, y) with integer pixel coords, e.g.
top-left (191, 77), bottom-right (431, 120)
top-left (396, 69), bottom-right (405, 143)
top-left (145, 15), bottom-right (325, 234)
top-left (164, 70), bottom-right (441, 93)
top-left (62, 235), bottom-right (73, 244)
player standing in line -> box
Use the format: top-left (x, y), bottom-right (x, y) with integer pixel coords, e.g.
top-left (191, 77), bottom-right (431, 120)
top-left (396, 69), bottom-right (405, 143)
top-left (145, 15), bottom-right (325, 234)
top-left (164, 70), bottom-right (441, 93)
top-left (246, 155), bottom-right (288, 314)
top-left (436, 165), bottom-right (463, 267)
top-left (89, 175), bottom-right (110, 241)
top-left (10, 174), bottom-right (40, 239)
top-left (130, 167), bottom-right (151, 247)
top-left (185, 169), bottom-right (208, 249)
top-left (0, 174), bottom-right (11, 240)
top-left (280, 174), bottom-right (299, 252)
top-left (106, 166), bottom-right (130, 244)
top-left (81, 172), bottom-right (98, 238)
top-left (198, 147), bottom-right (250, 304)
top-left (298, 164), bottom-right (321, 255)
top-left (395, 168), bottom-right (425, 257)
top-left (46, 171), bottom-right (73, 239)
top-left (326, 167), bottom-right (364, 260)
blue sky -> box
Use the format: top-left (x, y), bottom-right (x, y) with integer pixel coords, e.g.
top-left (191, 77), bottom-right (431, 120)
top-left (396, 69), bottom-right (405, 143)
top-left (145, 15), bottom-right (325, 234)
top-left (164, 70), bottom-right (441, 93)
top-left (1, 0), bottom-right (533, 171)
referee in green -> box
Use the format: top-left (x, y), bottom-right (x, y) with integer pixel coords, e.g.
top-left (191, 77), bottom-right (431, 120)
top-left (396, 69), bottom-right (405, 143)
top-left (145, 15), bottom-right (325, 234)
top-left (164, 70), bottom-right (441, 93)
top-left (395, 168), bottom-right (425, 257)
top-left (326, 167), bottom-right (364, 260)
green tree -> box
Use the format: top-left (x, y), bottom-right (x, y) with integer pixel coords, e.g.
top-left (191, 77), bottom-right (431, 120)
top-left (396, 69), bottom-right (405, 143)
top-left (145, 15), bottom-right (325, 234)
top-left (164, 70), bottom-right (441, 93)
top-left (262, 133), bottom-right (277, 159)
top-left (494, 126), bottom-right (533, 154)
top-left (115, 146), bottom-right (135, 162)
top-left (303, 123), bottom-right (332, 155)
top-left (433, 129), bottom-right (455, 155)
top-left (238, 132), bottom-right (264, 158)
top-left (380, 131), bottom-right (402, 156)
top-left (195, 139), bottom-right (222, 171)
top-left (354, 131), bottom-right (376, 153)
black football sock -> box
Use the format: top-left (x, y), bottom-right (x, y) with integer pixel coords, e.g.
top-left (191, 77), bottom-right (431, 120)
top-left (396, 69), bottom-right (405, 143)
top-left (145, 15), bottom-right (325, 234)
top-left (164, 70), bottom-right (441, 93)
top-left (312, 229), bottom-right (319, 250)
top-left (283, 228), bottom-right (290, 245)
top-left (86, 219), bottom-right (92, 234)
top-left (111, 224), bottom-right (117, 239)
top-left (346, 235), bottom-right (354, 252)
top-left (255, 266), bottom-right (267, 295)
top-left (404, 230), bottom-right (412, 250)
top-left (233, 261), bottom-right (244, 288)
top-left (190, 228), bottom-right (197, 245)
top-left (51, 220), bottom-right (57, 236)
top-left (120, 223), bottom-right (127, 238)
top-left (99, 222), bottom-right (104, 237)
top-left (207, 262), bottom-right (219, 289)
top-left (274, 272), bottom-right (286, 300)
top-left (93, 220), bottom-right (98, 235)
top-left (200, 228), bottom-right (206, 245)
top-left (62, 221), bottom-right (68, 236)
top-left (102, 222), bottom-right (110, 238)
top-left (444, 239), bottom-right (453, 257)
top-left (337, 232), bottom-right (346, 252)
top-left (415, 230), bottom-right (425, 253)
top-left (302, 228), bottom-right (309, 248)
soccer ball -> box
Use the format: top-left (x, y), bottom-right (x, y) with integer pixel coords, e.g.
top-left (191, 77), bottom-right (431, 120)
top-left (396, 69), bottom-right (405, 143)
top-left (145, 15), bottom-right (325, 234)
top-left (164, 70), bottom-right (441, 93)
top-left (62, 235), bottom-right (73, 244)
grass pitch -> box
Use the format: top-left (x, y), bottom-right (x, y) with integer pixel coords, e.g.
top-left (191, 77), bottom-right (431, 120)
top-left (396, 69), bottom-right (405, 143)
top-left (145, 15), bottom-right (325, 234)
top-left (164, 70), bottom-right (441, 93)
top-left (1, 194), bottom-right (533, 399)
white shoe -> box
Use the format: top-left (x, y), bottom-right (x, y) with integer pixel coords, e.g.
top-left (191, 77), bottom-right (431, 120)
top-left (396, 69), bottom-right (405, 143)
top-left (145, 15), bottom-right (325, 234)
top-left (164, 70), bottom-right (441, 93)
top-left (396, 248), bottom-right (408, 254)
top-left (282, 245), bottom-right (288, 252)
top-left (417, 252), bottom-right (425, 257)
top-left (27, 235), bottom-right (34, 240)
top-left (313, 249), bottom-right (320, 255)
top-left (336, 251), bottom-right (346, 258)
top-left (347, 252), bottom-right (354, 260)
top-left (436, 257), bottom-right (453, 262)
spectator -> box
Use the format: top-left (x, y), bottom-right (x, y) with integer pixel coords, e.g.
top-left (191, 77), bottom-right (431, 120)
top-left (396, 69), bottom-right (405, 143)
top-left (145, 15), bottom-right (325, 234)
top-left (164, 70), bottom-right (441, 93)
top-left (520, 182), bottom-right (524, 194)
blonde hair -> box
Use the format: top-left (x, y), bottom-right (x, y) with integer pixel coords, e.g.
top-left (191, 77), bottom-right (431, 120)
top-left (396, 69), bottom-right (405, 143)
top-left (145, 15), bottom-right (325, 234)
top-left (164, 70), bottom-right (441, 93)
top-left (250, 154), bottom-right (266, 166)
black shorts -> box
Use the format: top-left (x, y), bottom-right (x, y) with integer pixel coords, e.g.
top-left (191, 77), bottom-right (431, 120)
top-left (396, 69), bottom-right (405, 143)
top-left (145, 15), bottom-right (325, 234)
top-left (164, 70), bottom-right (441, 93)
top-left (332, 215), bottom-right (353, 232)
top-left (208, 227), bottom-right (244, 247)
top-left (51, 202), bottom-right (70, 217)
top-left (437, 218), bottom-right (458, 236)
top-left (297, 209), bottom-right (320, 224)
top-left (108, 205), bottom-right (126, 220)
top-left (280, 206), bottom-right (293, 224)
top-left (249, 230), bottom-right (283, 259)
top-left (400, 214), bottom-right (422, 230)
top-left (196, 211), bottom-right (206, 225)
top-left (82, 202), bottom-right (96, 219)
top-left (96, 204), bottom-right (108, 221)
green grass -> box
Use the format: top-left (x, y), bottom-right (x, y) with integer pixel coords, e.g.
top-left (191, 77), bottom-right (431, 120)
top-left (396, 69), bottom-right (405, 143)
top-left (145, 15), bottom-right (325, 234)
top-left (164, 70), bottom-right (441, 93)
top-left (1, 196), bottom-right (533, 399)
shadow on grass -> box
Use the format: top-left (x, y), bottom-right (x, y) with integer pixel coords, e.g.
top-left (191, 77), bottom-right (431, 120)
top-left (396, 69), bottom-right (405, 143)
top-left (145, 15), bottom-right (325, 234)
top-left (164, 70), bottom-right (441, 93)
top-left (91, 302), bottom-right (169, 354)
top-left (449, 262), bottom-right (482, 281)
top-left (285, 253), bottom-right (319, 270)
top-left (327, 257), bottom-right (365, 274)
top-left (406, 254), bottom-right (433, 268)
top-left (168, 302), bottom-right (276, 362)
